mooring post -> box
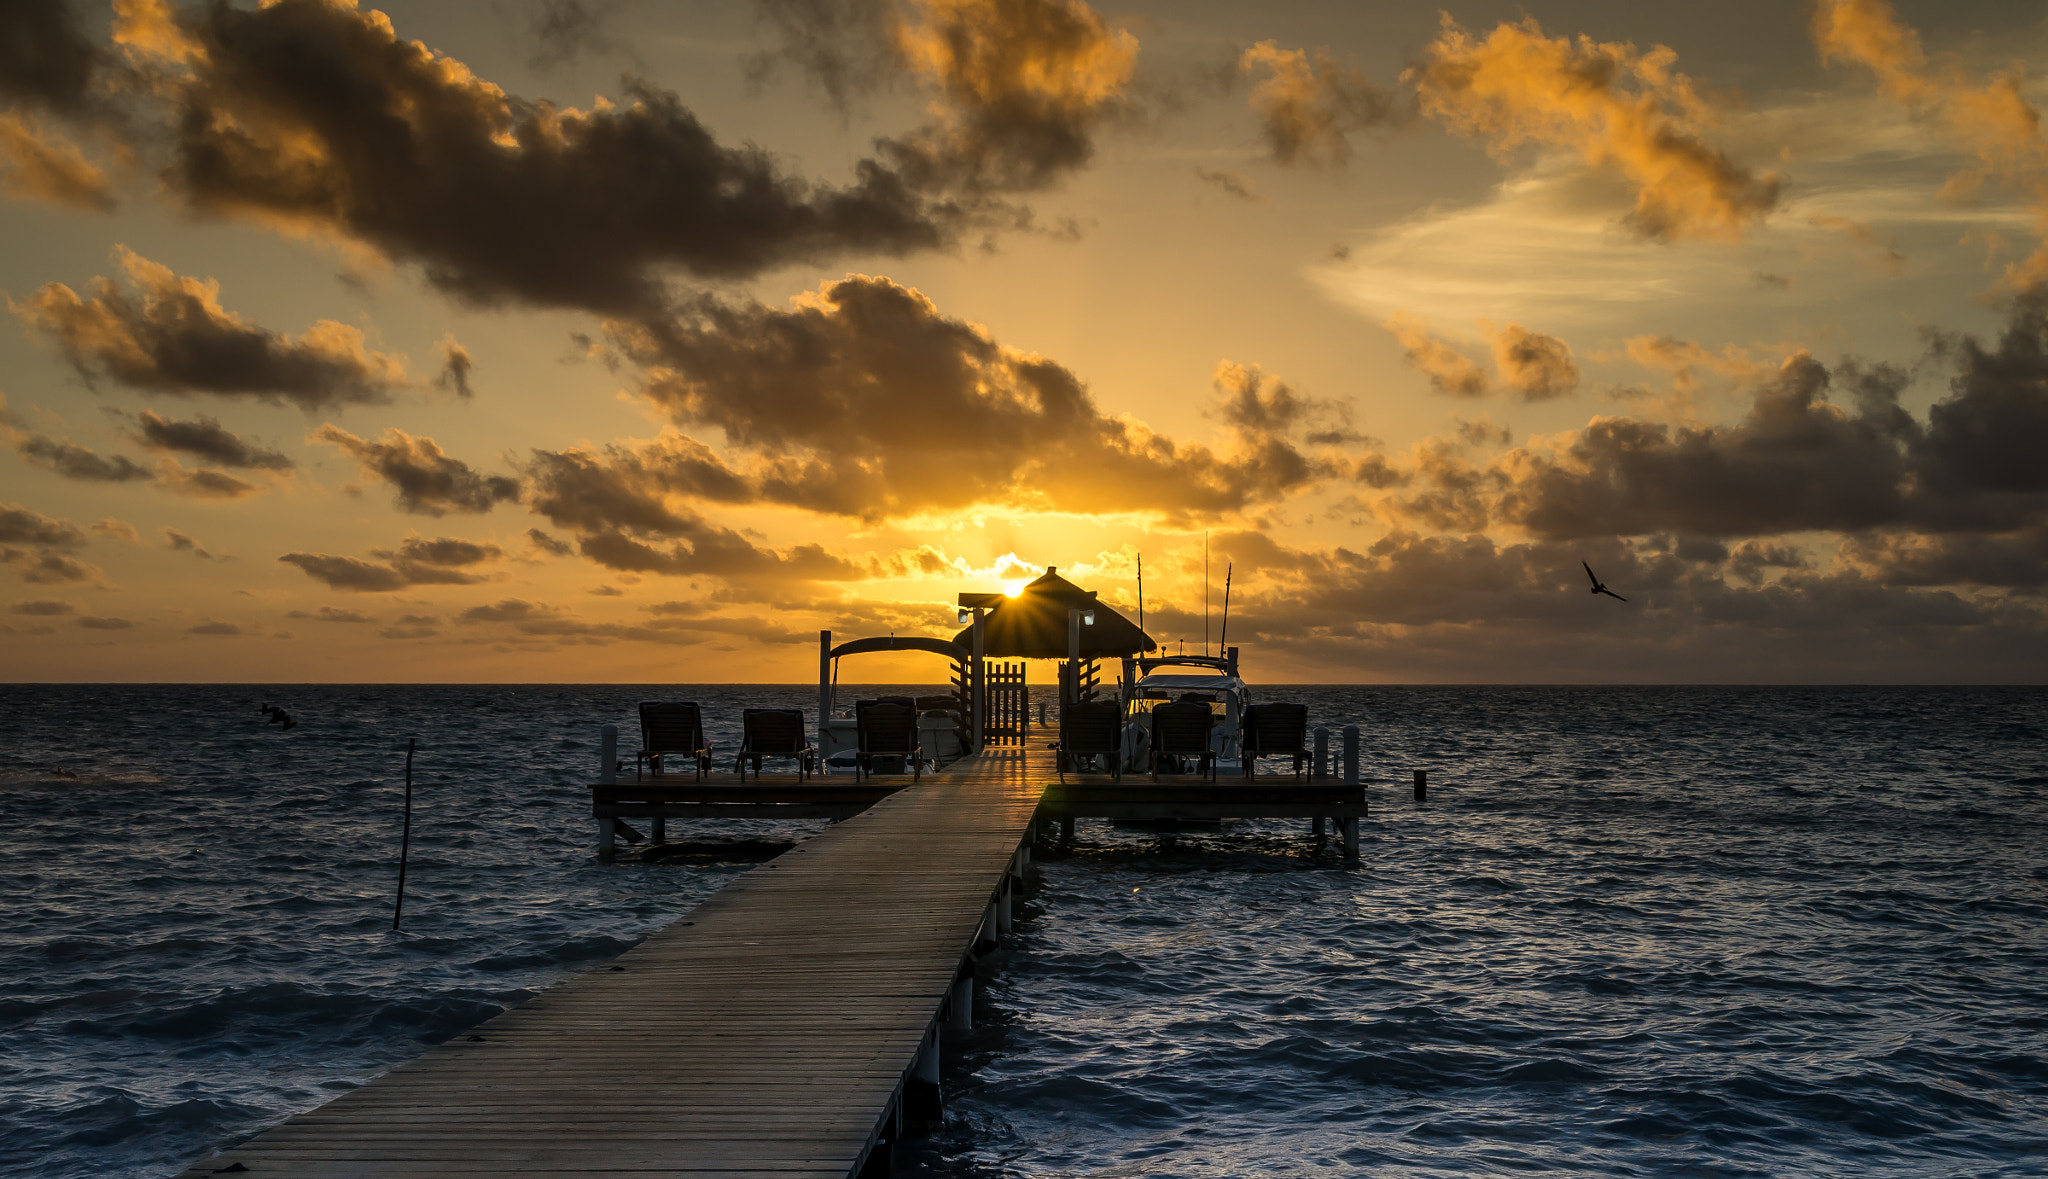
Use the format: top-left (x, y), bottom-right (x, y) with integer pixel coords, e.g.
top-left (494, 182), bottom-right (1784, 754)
top-left (1343, 815), bottom-right (1360, 857)
top-left (597, 723), bottom-right (618, 856)
top-left (1414, 768), bottom-right (1428, 802)
top-left (1342, 724), bottom-right (1360, 787)
top-left (1313, 727), bottom-right (1328, 779)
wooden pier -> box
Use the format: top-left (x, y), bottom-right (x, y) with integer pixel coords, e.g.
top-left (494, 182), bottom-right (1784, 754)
top-left (178, 741), bottom-right (1367, 1178)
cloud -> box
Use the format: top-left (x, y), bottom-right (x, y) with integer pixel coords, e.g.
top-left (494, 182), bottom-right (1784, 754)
top-left (9, 600), bottom-right (74, 615)
top-left (1374, 293), bottom-right (2048, 551)
top-left (0, 0), bottom-right (104, 114)
top-left (526, 0), bottom-right (621, 70)
top-left (1808, 213), bottom-right (1906, 275)
top-left (877, 0), bottom-right (1139, 194)
top-left (288, 605), bottom-right (375, 623)
top-left (162, 527), bottom-right (217, 558)
top-left (1488, 322), bottom-right (1578, 401)
top-left (312, 425), bottom-right (518, 515)
top-left (14, 248), bottom-right (407, 408)
top-left (603, 274), bottom-right (1349, 522)
top-left (0, 114), bottom-right (116, 211)
top-left (277, 532), bottom-right (501, 591)
top-left (132, 410), bottom-right (293, 469)
top-left (1384, 312), bottom-right (1487, 397)
top-left (432, 334), bottom-right (474, 399)
top-left (1239, 41), bottom-right (1402, 167)
top-left (1193, 166), bottom-right (1257, 200)
top-left (0, 503), bottom-right (86, 548)
top-left (150, 456), bottom-right (262, 499)
top-left (3, 549), bottom-right (98, 584)
top-left (5, 428), bottom-right (152, 482)
top-left (1812, 0), bottom-right (2048, 288)
top-left (154, 0), bottom-right (947, 314)
top-left (187, 620), bottom-right (239, 635)
top-left (1410, 16), bottom-right (1780, 241)
top-left (88, 511), bottom-right (137, 540)
top-left (525, 527), bottom-right (572, 557)
top-left (455, 595), bottom-right (813, 646)
top-left (78, 615), bottom-right (133, 629)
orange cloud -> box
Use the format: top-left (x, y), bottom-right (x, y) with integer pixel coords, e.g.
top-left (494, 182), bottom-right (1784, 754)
top-left (0, 114), bottom-right (114, 211)
top-left (1410, 16), bottom-right (1780, 241)
top-left (1384, 312), bottom-right (1487, 397)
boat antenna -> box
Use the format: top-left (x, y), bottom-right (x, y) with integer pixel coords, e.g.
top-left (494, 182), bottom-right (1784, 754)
top-left (1204, 531), bottom-right (1210, 656)
top-left (1136, 552), bottom-right (1144, 633)
top-left (1220, 561), bottom-right (1232, 651)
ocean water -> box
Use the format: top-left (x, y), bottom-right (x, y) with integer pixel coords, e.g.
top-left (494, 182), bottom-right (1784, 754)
top-left (1, 685), bottom-right (2043, 1178)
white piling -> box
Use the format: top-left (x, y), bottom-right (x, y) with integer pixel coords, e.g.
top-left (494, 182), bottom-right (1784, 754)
top-left (915, 1024), bottom-right (941, 1084)
top-left (997, 883), bottom-right (1013, 936)
top-left (948, 972), bottom-right (974, 1029)
top-left (597, 724), bottom-right (618, 854)
top-left (981, 901), bottom-right (999, 948)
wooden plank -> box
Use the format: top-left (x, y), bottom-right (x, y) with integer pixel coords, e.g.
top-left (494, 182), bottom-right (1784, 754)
top-left (177, 747), bottom-right (1052, 1179)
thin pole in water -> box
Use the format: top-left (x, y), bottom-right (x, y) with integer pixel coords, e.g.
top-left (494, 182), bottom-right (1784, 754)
top-left (393, 738), bottom-right (415, 931)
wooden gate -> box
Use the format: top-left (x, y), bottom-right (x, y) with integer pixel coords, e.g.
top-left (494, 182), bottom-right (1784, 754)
top-left (983, 661), bottom-right (1028, 745)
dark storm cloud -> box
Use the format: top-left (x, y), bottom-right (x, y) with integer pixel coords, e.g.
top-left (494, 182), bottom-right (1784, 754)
top-left (0, 0), bottom-right (101, 114)
top-left (14, 249), bottom-right (406, 409)
top-left (157, 0), bottom-right (948, 314)
top-left (602, 275), bottom-right (1349, 522)
top-left (312, 426), bottom-right (518, 516)
top-left (278, 533), bottom-right (501, 592)
top-left (132, 410), bottom-right (294, 469)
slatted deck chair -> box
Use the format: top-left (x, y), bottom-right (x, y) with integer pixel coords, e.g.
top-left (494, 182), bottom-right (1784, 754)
top-left (854, 700), bottom-right (922, 782)
top-left (1241, 702), bottom-right (1310, 780)
top-left (737, 708), bottom-right (816, 782)
top-left (636, 701), bottom-right (712, 781)
top-left (1056, 699), bottom-right (1123, 782)
top-left (1149, 699), bottom-right (1216, 782)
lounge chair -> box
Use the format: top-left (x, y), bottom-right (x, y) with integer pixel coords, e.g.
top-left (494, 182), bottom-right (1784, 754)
top-left (1241, 702), bottom-right (1309, 779)
top-left (1150, 699), bottom-right (1216, 781)
top-left (636, 701), bottom-right (712, 781)
top-left (854, 700), bottom-right (921, 782)
top-left (1056, 699), bottom-right (1123, 782)
top-left (737, 708), bottom-right (816, 782)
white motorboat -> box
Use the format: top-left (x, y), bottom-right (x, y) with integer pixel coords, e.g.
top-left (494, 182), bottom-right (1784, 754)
top-left (1117, 648), bottom-right (1250, 776)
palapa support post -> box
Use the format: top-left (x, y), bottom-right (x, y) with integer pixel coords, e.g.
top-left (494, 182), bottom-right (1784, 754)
top-left (1415, 768), bottom-right (1428, 802)
top-left (597, 724), bottom-right (617, 856)
top-left (818, 630), bottom-right (833, 755)
top-left (971, 610), bottom-right (986, 754)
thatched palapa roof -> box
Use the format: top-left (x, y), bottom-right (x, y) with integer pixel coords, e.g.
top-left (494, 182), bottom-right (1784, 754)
top-left (952, 567), bottom-right (1155, 659)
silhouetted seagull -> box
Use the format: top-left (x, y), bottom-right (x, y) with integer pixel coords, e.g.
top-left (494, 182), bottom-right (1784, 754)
top-left (1583, 562), bottom-right (1628, 602)
top-left (260, 703), bottom-right (297, 731)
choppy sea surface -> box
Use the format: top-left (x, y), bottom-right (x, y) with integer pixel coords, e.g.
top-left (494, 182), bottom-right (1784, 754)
top-left (1, 684), bottom-right (2044, 1178)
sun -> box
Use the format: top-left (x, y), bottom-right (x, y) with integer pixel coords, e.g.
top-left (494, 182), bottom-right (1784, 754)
top-left (1002, 581), bottom-right (1025, 597)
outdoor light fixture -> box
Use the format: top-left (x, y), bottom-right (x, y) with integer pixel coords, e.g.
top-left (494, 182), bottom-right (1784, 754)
top-left (958, 608), bottom-right (970, 624)
top-left (1083, 608), bottom-right (1096, 625)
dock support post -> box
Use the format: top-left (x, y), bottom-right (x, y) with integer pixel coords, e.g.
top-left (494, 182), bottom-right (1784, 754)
top-left (1414, 768), bottom-right (1428, 802)
top-left (1314, 727), bottom-right (1328, 780)
top-left (903, 1022), bottom-right (944, 1128)
top-left (980, 901), bottom-right (999, 950)
top-left (597, 724), bottom-right (617, 855)
top-left (949, 967), bottom-right (974, 1030)
top-left (997, 882), bottom-right (1013, 936)
top-left (1342, 724), bottom-right (1360, 787)
top-left (1313, 815), bottom-right (1325, 837)
top-left (915, 1023), bottom-right (941, 1085)
top-left (1342, 816), bottom-right (1360, 857)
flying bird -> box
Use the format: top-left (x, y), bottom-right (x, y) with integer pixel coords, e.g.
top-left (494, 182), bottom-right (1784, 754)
top-left (260, 703), bottom-right (297, 731)
top-left (1583, 562), bottom-right (1627, 603)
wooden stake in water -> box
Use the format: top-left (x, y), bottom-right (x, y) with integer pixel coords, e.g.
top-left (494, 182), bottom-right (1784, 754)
top-left (393, 738), bottom-right (415, 931)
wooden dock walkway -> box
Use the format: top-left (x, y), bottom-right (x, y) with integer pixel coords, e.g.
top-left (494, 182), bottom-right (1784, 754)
top-left (178, 746), bottom-right (1050, 1179)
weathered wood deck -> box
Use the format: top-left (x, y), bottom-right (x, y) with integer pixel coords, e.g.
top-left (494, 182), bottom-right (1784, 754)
top-left (178, 746), bottom-right (1050, 1179)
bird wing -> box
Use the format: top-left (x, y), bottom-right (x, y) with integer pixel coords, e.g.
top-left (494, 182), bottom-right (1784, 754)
top-left (1583, 561), bottom-right (1599, 587)
top-left (1597, 587), bottom-right (1628, 602)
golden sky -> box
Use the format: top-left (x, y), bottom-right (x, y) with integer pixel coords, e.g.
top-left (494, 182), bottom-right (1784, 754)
top-left (2, 0), bottom-right (2045, 682)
